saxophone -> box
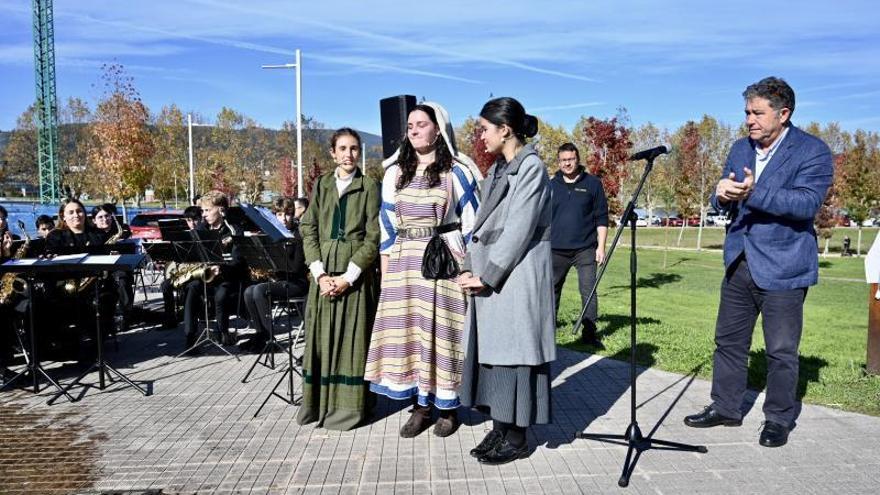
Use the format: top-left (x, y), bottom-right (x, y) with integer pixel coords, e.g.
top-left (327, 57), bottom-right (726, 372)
top-left (0, 221), bottom-right (30, 305)
top-left (164, 261), bottom-right (217, 288)
top-left (64, 214), bottom-right (126, 295)
top-left (164, 218), bottom-right (234, 288)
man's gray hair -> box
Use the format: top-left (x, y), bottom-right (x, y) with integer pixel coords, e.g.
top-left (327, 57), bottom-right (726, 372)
top-left (743, 76), bottom-right (795, 116)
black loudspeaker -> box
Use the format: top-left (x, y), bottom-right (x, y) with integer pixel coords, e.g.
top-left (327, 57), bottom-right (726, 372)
top-left (380, 95), bottom-right (417, 159)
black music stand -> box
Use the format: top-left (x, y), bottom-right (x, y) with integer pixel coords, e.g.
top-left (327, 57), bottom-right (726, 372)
top-left (0, 267), bottom-right (75, 403)
top-left (158, 218), bottom-right (188, 241)
top-left (239, 237), bottom-right (292, 381)
top-left (173, 230), bottom-right (239, 360)
top-left (49, 253), bottom-right (152, 404)
top-left (571, 155), bottom-right (706, 487)
top-left (252, 241), bottom-right (304, 417)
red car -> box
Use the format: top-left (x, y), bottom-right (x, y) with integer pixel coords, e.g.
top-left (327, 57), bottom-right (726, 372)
top-left (129, 210), bottom-right (185, 240)
top-left (660, 217), bottom-right (684, 227)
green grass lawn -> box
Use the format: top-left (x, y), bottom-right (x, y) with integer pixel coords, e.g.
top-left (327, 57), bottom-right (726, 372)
top-left (555, 247), bottom-right (880, 416)
top-left (619, 225), bottom-right (879, 255)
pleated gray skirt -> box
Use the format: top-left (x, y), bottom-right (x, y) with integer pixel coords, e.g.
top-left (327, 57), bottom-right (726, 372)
top-left (459, 324), bottom-right (552, 428)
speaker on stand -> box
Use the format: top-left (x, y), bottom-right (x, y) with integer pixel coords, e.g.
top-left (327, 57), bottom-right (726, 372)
top-left (379, 95), bottom-right (417, 158)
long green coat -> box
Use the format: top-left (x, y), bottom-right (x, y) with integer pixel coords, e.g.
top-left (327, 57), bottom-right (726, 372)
top-left (296, 168), bottom-right (381, 430)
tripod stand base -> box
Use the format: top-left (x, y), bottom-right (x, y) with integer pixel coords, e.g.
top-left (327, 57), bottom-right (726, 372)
top-left (253, 363), bottom-right (302, 417)
top-left (577, 423), bottom-right (707, 487)
top-left (242, 338), bottom-right (286, 383)
top-left (49, 361), bottom-right (151, 405)
top-left (1, 363), bottom-right (75, 403)
top-left (176, 327), bottom-right (241, 361)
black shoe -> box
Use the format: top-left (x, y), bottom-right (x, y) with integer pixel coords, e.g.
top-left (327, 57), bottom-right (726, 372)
top-left (683, 406), bottom-right (742, 428)
top-left (477, 438), bottom-right (530, 465)
top-left (759, 421), bottom-right (789, 448)
top-left (469, 430), bottom-right (504, 458)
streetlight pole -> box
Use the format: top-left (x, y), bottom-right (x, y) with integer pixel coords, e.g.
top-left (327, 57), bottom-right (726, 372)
top-left (187, 113), bottom-right (195, 205)
top-left (262, 49), bottom-right (303, 197)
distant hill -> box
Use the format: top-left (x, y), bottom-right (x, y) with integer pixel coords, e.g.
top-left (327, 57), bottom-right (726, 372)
top-left (0, 125), bottom-right (384, 160)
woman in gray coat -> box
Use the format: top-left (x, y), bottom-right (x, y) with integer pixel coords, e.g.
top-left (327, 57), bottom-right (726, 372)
top-left (458, 97), bottom-right (556, 465)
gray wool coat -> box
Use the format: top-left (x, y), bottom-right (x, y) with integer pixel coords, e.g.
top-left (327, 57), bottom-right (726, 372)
top-left (461, 145), bottom-right (557, 366)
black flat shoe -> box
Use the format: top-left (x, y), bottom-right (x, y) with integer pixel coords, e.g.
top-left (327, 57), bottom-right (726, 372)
top-left (759, 421), bottom-right (789, 448)
top-left (684, 406), bottom-right (742, 428)
top-left (477, 438), bottom-right (530, 465)
top-left (469, 430), bottom-right (503, 458)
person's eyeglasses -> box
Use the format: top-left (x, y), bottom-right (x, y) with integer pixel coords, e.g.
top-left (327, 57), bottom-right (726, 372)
top-left (558, 158), bottom-right (577, 164)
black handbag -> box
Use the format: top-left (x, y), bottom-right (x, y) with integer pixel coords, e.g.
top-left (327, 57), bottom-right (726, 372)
top-left (421, 223), bottom-right (460, 280)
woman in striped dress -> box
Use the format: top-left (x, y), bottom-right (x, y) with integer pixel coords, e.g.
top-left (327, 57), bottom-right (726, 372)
top-left (365, 102), bottom-right (481, 438)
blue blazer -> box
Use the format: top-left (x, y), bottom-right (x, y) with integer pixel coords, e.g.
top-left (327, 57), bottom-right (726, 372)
top-left (710, 125), bottom-right (833, 290)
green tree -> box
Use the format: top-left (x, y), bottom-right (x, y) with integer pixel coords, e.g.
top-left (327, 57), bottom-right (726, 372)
top-left (1, 105), bottom-right (38, 193)
top-left (533, 121), bottom-right (572, 175)
top-left (57, 97), bottom-right (94, 199)
top-left (836, 130), bottom-right (880, 255)
top-left (694, 115), bottom-right (733, 250)
top-left (150, 104), bottom-right (188, 207)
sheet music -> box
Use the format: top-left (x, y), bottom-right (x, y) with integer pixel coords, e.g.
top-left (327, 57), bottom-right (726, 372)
top-left (3, 258), bottom-right (37, 266)
top-left (82, 255), bottom-right (122, 265)
top-left (48, 254), bottom-right (88, 263)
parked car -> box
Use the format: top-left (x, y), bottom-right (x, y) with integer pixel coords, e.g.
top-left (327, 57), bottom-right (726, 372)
top-left (129, 210), bottom-right (185, 240)
top-left (660, 217), bottom-right (684, 227)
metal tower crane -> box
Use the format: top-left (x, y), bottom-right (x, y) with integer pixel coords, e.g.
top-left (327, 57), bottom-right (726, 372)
top-left (32, 0), bottom-right (60, 203)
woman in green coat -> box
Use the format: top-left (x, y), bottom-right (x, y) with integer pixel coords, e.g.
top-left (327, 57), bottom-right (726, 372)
top-left (296, 128), bottom-right (381, 430)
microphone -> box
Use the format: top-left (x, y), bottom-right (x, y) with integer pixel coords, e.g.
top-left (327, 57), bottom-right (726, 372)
top-left (629, 145), bottom-right (670, 161)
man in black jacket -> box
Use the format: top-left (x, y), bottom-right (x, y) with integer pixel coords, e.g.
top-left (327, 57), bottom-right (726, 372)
top-left (549, 143), bottom-right (609, 347)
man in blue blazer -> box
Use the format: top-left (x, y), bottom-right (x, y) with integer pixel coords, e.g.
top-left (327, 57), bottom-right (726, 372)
top-left (684, 77), bottom-right (833, 448)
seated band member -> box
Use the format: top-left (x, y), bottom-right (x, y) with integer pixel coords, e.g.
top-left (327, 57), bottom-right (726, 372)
top-left (35, 214), bottom-right (55, 239)
top-left (0, 205), bottom-right (20, 259)
top-left (92, 204), bottom-right (134, 327)
top-left (180, 191), bottom-right (246, 350)
top-left (0, 205), bottom-right (20, 373)
top-left (45, 198), bottom-right (117, 359)
top-left (161, 205), bottom-right (203, 329)
top-left (241, 198), bottom-right (309, 351)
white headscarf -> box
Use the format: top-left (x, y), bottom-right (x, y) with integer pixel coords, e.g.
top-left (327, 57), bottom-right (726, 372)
top-left (381, 101), bottom-right (484, 183)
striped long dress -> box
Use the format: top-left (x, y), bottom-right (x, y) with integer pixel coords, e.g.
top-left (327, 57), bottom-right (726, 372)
top-left (365, 163), bottom-right (477, 410)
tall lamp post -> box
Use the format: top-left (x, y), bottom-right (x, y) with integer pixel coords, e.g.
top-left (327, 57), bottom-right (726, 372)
top-left (187, 114), bottom-right (211, 205)
top-left (262, 49), bottom-right (303, 197)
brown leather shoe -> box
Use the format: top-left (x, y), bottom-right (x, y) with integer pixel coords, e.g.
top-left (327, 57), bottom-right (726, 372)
top-left (400, 406), bottom-right (431, 438)
top-left (433, 410), bottom-right (460, 437)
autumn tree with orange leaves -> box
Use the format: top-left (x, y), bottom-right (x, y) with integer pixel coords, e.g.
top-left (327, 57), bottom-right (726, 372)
top-left (580, 116), bottom-right (632, 220)
top-left (89, 63), bottom-right (154, 206)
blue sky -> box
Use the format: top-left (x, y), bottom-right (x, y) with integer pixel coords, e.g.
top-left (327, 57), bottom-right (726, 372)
top-left (2, 0), bottom-right (879, 134)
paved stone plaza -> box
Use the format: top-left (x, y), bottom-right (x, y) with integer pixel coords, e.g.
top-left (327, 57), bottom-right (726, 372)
top-left (2, 315), bottom-right (880, 494)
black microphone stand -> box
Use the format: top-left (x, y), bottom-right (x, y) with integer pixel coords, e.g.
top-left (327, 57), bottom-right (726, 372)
top-left (571, 155), bottom-right (707, 488)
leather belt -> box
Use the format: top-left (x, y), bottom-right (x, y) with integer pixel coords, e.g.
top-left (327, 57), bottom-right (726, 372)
top-left (397, 223), bottom-right (460, 240)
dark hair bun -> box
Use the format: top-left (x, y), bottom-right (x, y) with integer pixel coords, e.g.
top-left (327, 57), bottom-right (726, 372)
top-left (523, 114), bottom-right (538, 138)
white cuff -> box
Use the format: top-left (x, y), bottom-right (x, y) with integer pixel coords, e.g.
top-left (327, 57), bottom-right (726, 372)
top-left (341, 261), bottom-right (363, 285)
top-left (309, 260), bottom-right (326, 282)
